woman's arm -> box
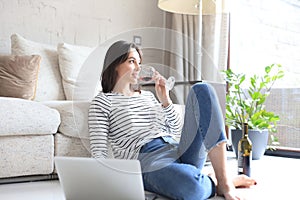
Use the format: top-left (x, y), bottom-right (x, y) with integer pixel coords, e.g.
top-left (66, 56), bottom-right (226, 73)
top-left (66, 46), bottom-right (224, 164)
top-left (152, 71), bottom-right (182, 136)
top-left (88, 94), bottom-right (110, 159)
top-left (163, 103), bottom-right (182, 137)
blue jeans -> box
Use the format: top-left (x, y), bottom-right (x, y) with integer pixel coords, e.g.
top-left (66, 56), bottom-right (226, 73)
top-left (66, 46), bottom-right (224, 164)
top-left (138, 83), bottom-right (227, 200)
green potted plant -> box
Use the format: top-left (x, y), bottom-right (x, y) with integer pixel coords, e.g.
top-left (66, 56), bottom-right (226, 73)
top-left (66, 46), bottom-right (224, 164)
top-left (222, 64), bottom-right (284, 160)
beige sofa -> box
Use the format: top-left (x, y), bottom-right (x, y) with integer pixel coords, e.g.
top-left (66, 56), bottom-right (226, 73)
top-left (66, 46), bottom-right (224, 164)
top-left (0, 33), bottom-right (225, 184)
top-left (0, 98), bottom-right (90, 182)
top-left (0, 33), bottom-right (101, 182)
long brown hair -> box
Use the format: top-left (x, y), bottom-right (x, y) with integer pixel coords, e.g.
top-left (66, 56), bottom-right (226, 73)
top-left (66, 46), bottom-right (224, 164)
top-left (101, 40), bottom-right (142, 93)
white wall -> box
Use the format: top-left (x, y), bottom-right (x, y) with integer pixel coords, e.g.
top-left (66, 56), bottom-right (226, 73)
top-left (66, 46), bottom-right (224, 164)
top-left (0, 0), bottom-right (165, 64)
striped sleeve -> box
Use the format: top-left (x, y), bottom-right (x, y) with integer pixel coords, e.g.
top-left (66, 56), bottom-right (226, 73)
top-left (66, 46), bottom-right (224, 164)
top-left (88, 93), bottom-right (110, 159)
top-left (163, 103), bottom-right (182, 137)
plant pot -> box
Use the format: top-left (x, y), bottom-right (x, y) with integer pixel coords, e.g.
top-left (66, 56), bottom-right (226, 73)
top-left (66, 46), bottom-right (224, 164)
top-left (231, 129), bottom-right (269, 160)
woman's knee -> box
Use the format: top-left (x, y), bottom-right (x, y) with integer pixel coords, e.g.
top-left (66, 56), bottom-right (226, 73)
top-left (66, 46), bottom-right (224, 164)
top-left (191, 82), bottom-right (215, 97)
top-left (190, 82), bottom-right (220, 106)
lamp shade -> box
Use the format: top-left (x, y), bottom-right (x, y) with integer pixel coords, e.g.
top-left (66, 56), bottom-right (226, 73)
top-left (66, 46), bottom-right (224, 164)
top-left (157, 0), bottom-right (229, 15)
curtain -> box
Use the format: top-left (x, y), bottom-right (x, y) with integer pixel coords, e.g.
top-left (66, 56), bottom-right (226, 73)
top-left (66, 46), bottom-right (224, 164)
top-left (164, 8), bottom-right (229, 104)
top-left (166, 13), bottom-right (229, 82)
top-left (167, 14), bottom-right (200, 82)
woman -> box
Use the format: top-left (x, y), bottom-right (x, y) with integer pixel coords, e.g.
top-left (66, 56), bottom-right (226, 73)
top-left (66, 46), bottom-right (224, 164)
top-left (88, 40), bottom-right (256, 200)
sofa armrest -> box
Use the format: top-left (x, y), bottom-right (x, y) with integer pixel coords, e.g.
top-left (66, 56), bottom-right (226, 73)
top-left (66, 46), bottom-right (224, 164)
top-left (0, 97), bottom-right (60, 136)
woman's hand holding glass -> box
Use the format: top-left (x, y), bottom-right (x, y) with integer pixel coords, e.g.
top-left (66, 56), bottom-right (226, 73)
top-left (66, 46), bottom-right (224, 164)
top-left (138, 65), bottom-right (175, 90)
top-left (138, 65), bottom-right (174, 107)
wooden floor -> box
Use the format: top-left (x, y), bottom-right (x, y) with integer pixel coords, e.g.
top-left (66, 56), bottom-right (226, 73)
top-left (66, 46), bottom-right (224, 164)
top-left (0, 154), bottom-right (299, 200)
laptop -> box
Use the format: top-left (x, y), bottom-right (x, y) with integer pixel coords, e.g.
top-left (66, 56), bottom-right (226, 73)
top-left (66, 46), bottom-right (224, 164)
top-left (55, 156), bottom-right (145, 200)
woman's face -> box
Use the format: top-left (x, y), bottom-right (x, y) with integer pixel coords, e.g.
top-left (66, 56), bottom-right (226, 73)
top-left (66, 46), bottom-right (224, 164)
top-left (115, 49), bottom-right (141, 85)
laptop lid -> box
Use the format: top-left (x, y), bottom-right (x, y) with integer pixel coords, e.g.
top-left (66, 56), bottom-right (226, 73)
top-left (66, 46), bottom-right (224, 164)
top-left (55, 156), bottom-right (145, 200)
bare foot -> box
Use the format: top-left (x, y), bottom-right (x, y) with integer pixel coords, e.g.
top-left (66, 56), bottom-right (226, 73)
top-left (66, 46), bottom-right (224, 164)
top-left (233, 174), bottom-right (257, 188)
top-left (208, 172), bottom-right (257, 188)
top-left (208, 173), bottom-right (257, 200)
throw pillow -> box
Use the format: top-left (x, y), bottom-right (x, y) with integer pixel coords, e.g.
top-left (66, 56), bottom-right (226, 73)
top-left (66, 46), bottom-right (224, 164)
top-left (57, 42), bottom-right (94, 100)
top-left (0, 55), bottom-right (41, 100)
top-left (57, 43), bottom-right (104, 101)
top-left (11, 33), bottom-right (66, 101)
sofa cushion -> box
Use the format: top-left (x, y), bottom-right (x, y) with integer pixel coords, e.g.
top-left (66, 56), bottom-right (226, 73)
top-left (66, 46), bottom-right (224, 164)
top-left (0, 55), bottom-right (41, 100)
top-left (43, 101), bottom-right (90, 139)
top-left (11, 33), bottom-right (66, 101)
top-left (57, 42), bottom-right (95, 100)
top-left (0, 97), bottom-right (60, 136)
top-left (58, 45), bottom-right (106, 101)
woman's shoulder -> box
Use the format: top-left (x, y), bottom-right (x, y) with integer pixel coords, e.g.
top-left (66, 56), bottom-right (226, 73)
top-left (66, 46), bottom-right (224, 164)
top-left (94, 91), bottom-right (120, 98)
top-left (91, 92), bottom-right (113, 106)
top-left (94, 91), bottom-right (108, 99)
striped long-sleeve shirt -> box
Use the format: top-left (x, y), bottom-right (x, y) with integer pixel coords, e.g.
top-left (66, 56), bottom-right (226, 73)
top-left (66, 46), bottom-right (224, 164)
top-left (88, 90), bottom-right (182, 159)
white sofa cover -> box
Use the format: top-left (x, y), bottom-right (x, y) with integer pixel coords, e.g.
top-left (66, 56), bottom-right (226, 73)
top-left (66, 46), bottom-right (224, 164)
top-left (0, 97), bottom-right (60, 178)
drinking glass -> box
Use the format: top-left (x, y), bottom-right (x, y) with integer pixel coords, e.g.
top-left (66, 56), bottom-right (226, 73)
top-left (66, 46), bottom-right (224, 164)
top-left (138, 65), bottom-right (175, 90)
